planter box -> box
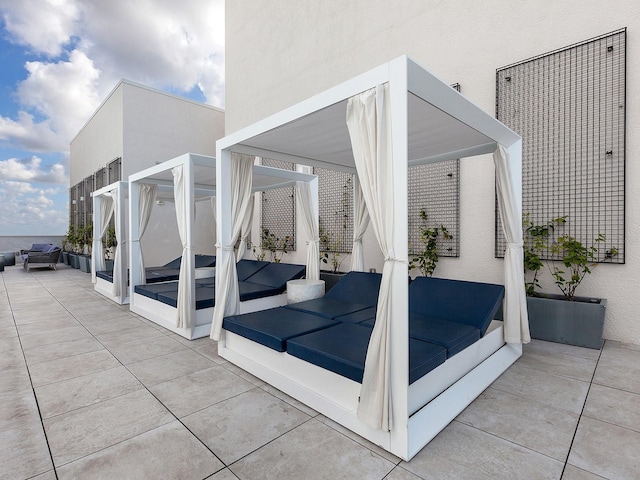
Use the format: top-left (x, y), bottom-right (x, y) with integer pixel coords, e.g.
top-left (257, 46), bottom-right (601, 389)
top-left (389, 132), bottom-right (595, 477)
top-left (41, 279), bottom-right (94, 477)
top-left (61, 251), bottom-right (69, 265)
top-left (69, 253), bottom-right (80, 269)
top-left (104, 260), bottom-right (114, 271)
top-left (78, 255), bottom-right (92, 273)
top-left (320, 271), bottom-right (346, 292)
top-left (527, 294), bottom-right (606, 349)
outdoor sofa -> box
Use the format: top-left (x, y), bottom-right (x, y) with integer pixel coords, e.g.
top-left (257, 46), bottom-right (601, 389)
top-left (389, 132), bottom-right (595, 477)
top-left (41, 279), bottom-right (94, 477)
top-left (21, 243), bottom-right (61, 272)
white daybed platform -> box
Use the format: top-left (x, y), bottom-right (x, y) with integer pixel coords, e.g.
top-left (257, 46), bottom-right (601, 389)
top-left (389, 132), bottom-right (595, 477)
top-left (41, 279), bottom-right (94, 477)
top-left (214, 56), bottom-right (528, 460)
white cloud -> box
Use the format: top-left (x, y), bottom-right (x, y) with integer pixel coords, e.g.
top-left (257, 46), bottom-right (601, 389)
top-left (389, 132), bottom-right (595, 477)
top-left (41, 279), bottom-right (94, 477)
top-left (0, 156), bottom-right (67, 184)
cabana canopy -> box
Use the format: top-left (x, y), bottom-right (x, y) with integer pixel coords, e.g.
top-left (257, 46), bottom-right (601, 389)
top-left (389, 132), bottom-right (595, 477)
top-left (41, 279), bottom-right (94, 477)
top-left (215, 56), bottom-right (528, 459)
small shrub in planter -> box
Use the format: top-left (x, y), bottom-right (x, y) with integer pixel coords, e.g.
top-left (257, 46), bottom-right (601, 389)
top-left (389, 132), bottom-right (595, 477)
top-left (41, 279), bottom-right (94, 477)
top-left (408, 209), bottom-right (452, 278)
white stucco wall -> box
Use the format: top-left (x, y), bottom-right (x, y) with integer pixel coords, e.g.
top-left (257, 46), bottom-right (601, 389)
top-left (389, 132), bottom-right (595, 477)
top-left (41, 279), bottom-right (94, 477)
top-left (226, 0), bottom-right (640, 344)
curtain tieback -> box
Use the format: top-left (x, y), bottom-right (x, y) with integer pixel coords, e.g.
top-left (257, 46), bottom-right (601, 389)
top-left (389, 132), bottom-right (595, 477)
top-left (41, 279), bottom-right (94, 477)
top-left (506, 242), bottom-right (523, 249)
top-left (384, 255), bottom-right (402, 262)
top-left (215, 243), bottom-right (235, 252)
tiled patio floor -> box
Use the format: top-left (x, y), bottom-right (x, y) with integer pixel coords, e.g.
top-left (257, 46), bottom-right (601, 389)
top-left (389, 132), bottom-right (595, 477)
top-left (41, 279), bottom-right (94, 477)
top-left (1, 264), bottom-right (639, 479)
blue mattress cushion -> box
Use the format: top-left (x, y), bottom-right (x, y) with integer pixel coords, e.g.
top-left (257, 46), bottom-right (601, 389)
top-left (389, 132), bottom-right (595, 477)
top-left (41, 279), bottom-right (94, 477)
top-left (244, 262), bottom-right (306, 289)
top-left (195, 254), bottom-right (217, 268)
top-left (223, 307), bottom-right (339, 352)
top-left (324, 271), bottom-right (382, 307)
top-left (157, 286), bottom-right (216, 310)
top-left (161, 256), bottom-right (182, 269)
top-left (134, 282), bottom-right (180, 300)
top-left (285, 298), bottom-right (371, 319)
top-left (334, 307), bottom-right (377, 324)
top-left (238, 282), bottom-right (283, 301)
top-left (96, 270), bottom-right (114, 282)
top-left (362, 313), bottom-right (480, 358)
top-left (286, 323), bottom-right (446, 384)
top-left (409, 276), bottom-right (504, 336)
top-left (146, 269), bottom-right (181, 283)
top-left (196, 278), bottom-right (216, 288)
top-left (236, 259), bottom-right (270, 281)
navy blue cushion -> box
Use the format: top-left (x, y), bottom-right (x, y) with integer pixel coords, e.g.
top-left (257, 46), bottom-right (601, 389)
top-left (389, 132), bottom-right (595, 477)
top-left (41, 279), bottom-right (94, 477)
top-left (195, 254), bottom-right (217, 268)
top-left (96, 270), bottom-right (114, 282)
top-left (285, 298), bottom-right (370, 319)
top-left (134, 282), bottom-right (180, 300)
top-left (334, 307), bottom-right (377, 324)
top-left (146, 269), bottom-right (181, 283)
top-left (236, 260), bottom-right (270, 281)
top-left (238, 282), bottom-right (283, 301)
top-left (324, 271), bottom-right (382, 307)
top-left (196, 278), bottom-right (216, 288)
top-left (157, 286), bottom-right (216, 310)
top-left (244, 262), bottom-right (306, 288)
top-left (287, 323), bottom-right (446, 384)
top-left (409, 277), bottom-right (504, 336)
top-left (362, 313), bottom-right (480, 358)
top-left (162, 256), bottom-right (183, 269)
top-left (223, 307), bottom-right (339, 352)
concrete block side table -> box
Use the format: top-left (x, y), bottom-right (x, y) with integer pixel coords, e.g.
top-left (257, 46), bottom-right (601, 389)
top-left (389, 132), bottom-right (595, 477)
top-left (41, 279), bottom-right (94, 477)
top-left (286, 279), bottom-right (325, 304)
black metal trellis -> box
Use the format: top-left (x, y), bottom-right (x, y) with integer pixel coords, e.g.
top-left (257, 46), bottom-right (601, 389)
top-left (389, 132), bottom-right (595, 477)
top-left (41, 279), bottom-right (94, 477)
top-left (496, 29), bottom-right (626, 263)
top-left (314, 167), bottom-right (354, 254)
top-left (261, 158), bottom-right (296, 252)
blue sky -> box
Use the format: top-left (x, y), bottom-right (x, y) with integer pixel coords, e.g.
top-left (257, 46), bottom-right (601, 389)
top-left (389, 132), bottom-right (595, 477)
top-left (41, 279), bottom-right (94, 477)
top-left (0, 0), bottom-right (224, 235)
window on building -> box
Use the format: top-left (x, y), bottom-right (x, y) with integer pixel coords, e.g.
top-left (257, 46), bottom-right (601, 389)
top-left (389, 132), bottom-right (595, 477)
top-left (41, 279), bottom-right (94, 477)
top-left (496, 29), bottom-right (626, 263)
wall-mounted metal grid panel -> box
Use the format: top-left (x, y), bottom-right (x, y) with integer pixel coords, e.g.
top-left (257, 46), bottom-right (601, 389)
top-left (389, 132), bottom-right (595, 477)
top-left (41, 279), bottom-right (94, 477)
top-left (408, 161), bottom-right (459, 257)
top-left (108, 157), bottom-right (122, 184)
top-left (94, 167), bottom-right (108, 190)
top-left (261, 158), bottom-right (296, 252)
top-left (496, 29), bottom-right (626, 263)
top-left (82, 175), bottom-right (94, 225)
top-left (314, 167), bottom-right (354, 254)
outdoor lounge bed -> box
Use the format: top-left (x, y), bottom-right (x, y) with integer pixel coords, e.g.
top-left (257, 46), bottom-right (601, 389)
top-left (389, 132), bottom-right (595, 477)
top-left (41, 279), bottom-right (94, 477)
top-left (132, 259), bottom-right (305, 339)
top-left (95, 254), bottom-right (217, 284)
top-left (21, 243), bottom-right (61, 272)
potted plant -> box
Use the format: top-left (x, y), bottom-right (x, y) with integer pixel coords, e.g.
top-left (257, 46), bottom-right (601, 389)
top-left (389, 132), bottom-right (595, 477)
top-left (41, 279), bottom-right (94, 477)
top-left (523, 214), bottom-right (617, 349)
top-left (253, 227), bottom-right (292, 263)
top-left (318, 223), bottom-right (349, 291)
top-left (77, 223), bottom-right (93, 273)
top-left (66, 226), bottom-right (81, 269)
top-left (61, 226), bottom-right (74, 265)
top-left (408, 209), bottom-right (453, 278)
top-left (103, 224), bottom-right (117, 271)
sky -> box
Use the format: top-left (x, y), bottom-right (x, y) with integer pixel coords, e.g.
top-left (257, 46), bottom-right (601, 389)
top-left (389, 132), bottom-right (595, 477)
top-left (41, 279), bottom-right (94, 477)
top-left (0, 0), bottom-right (225, 236)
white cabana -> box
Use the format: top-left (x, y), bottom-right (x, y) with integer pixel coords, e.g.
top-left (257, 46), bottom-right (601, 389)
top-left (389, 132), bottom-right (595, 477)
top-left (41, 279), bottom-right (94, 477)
top-left (129, 152), bottom-right (318, 340)
top-left (91, 181), bottom-right (129, 305)
top-left (215, 56), bottom-right (528, 460)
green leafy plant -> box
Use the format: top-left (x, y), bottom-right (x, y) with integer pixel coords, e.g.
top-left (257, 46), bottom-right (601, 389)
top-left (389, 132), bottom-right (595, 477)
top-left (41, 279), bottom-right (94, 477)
top-left (319, 224), bottom-right (346, 274)
top-left (104, 224), bottom-right (117, 260)
top-left (256, 227), bottom-right (292, 263)
top-left (549, 234), bottom-right (618, 301)
top-left (319, 177), bottom-right (352, 274)
top-left (63, 225), bottom-right (78, 253)
top-left (79, 222), bottom-right (93, 255)
top-left (408, 209), bottom-right (453, 277)
top-left (522, 213), bottom-right (566, 296)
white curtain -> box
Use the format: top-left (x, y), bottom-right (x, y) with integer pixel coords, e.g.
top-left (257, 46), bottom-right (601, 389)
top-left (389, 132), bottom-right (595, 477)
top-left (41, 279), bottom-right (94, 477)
top-left (236, 196), bottom-right (254, 261)
top-left (173, 166), bottom-right (194, 329)
top-left (137, 183), bottom-right (157, 285)
top-left (494, 145), bottom-right (530, 344)
top-left (211, 154), bottom-right (255, 340)
top-left (350, 177), bottom-right (370, 271)
top-left (111, 191), bottom-right (124, 297)
top-left (346, 84), bottom-right (398, 431)
top-left (296, 180), bottom-right (320, 280)
top-left (91, 194), bottom-right (115, 283)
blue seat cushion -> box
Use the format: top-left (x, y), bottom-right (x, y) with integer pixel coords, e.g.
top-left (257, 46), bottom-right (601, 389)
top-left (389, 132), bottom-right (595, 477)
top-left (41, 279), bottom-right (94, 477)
top-left (236, 260), bottom-right (270, 281)
top-left (409, 277), bottom-right (504, 336)
top-left (195, 254), bottom-right (217, 268)
top-left (334, 307), bottom-right (377, 324)
top-left (146, 269), bottom-right (181, 283)
top-left (238, 282), bottom-right (283, 301)
top-left (244, 262), bottom-right (306, 288)
top-left (323, 271), bottom-right (382, 306)
top-left (196, 278), bottom-right (216, 288)
top-left (157, 286), bottom-right (215, 310)
top-left (285, 298), bottom-right (370, 319)
top-left (96, 270), bottom-right (114, 282)
top-left (134, 282), bottom-right (180, 300)
top-left (287, 323), bottom-right (446, 384)
top-left (162, 256), bottom-right (182, 269)
top-left (362, 313), bottom-right (480, 358)
top-left (223, 307), bottom-right (339, 352)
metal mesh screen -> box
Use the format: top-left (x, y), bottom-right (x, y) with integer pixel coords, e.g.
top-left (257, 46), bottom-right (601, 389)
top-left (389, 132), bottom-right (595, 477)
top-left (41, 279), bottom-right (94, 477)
top-left (496, 29), bottom-right (625, 263)
top-left (408, 161), bottom-right (459, 257)
top-left (108, 157), bottom-right (122, 184)
top-left (82, 175), bottom-right (94, 225)
top-left (94, 167), bottom-right (108, 190)
top-left (314, 167), bottom-right (354, 254)
top-left (261, 158), bottom-right (296, 252)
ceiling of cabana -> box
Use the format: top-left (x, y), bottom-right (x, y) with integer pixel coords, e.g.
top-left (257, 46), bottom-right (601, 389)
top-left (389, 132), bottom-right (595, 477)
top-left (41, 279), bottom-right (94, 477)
top-left (237, 92), bottom-right (495, 171)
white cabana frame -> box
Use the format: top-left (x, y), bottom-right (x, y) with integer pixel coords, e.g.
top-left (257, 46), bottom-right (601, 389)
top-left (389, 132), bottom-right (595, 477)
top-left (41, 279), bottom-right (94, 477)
top-left (92, 181), bottom-right (129, 304)
top-left (216, 56), bottom-right (527, 460)
top-left (129, 152), bottom-right (318, 339)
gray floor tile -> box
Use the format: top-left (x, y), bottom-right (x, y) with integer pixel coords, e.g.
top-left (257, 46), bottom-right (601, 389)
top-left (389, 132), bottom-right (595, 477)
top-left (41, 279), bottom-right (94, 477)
top-left (525, 340), bottom-right (602, 361)
top-left (517, 347), bottom-right (597, 382)
top-left (583, 383), bottom-right (640, 433)
top-left (221, 361), bottom-right (266, 387)
top-left (29, 470), bottom-right (58, 480)
top-left (261, 384), bottom-right (319, 417)
top-left (491, 363), bottom-right (590, 414)
top-left (35, 366), bottom-right (142, 418)
top-left (561, 464), bottom-right (608, 479)
top-left (568, 416), bottom-right (640, 480)
top-left (593, 344), bottom-right (640, 394)
top-left (0, 343), bottom-right (26, 371)
top-left (403, 421), bottom-right (563, 480)
top-left (81, 316), bottom-right (148, 336)
top-left (207, 468), bottom-right (240, 480)
top-left (456, 386), bottom-right (579, 461)
top-left (385, 467), bottom-right (423, 480)
top-left (29, 349), bottom-right (121, 387)
top-left (107, 334), bottom-right (188, 364)
top-left (230, 419), bottom-right (395, 480)
top-left (16, 316), bottom-right (80, 334)
top-left (19, 325), bottom-right (93, 350)
top-left (605, 339), bottom-right (640, 352)
top-left (56, 421), bottom-right (223, 480)
top-left (0, 390), bottom-right (42, 431)
top-left (127, 348), bottom-right (216, 386)
top-left (22, 336), bottom-right (105, 365)
top-left (0, 363), bottom-right (32, 395)
top-left (44, 388), bottom-right (174, 466)
top-left (193, 340), bottom-right (228, 364)
top-left (183, 388), bottom-right (311, 464)
top-left (94, 324), bottom-right (165, 347)
top-left (149, 365), bottom-right (255, 418)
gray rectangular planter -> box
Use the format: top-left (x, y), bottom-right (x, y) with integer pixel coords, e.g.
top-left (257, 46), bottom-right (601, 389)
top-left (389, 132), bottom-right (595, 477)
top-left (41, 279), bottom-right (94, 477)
top-left (320, 271), bottom-right (346, 292)
top-left (527, 294), bottom-right (606, 349)
top-left (78, 255), bottom-right (92, 273)
top-left (68, 253), bottom-right (79, 269)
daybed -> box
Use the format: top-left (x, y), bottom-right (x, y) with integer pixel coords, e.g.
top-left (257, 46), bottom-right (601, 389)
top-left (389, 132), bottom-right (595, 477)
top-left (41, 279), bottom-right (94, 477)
top-left (95, 254), bottom-right (217, 284)
top-left (214, 56), bottom-right (528, 460)
top-left (21, 243), bottom-right (61, 272)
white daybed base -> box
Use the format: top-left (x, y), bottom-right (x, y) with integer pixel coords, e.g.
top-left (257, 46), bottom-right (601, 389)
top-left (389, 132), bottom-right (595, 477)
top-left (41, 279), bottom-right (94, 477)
top-left (94, 277), bottom-right (130, 305)
top-left (131, 291), bottom-right (289, 340)
top-left (218, 320), bottom-right (521, 460)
